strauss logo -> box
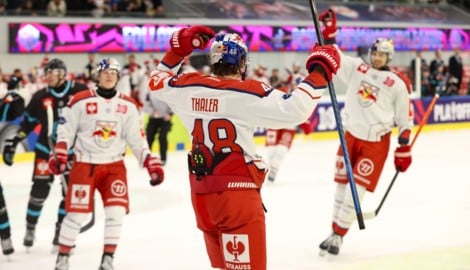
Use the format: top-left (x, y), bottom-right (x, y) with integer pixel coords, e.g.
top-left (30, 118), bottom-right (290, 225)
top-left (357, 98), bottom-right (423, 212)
top-left (225, 235), bottom-right (245, 261)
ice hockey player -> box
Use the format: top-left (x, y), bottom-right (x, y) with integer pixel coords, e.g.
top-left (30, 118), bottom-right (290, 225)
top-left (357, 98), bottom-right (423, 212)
top-left (316, 9), bottom-right (413, 256)
top-left (2, 58), bottom-right (91, 252)
top-left (147, 25), bottom-right (340, 270)
top-left (0, 87), bottom-right (26, 258)
top-left (51, 57), bottom-right (164, 270)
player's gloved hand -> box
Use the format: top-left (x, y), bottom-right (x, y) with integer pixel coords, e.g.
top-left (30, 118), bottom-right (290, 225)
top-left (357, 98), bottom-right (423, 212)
top-left (299, 121), bottom-right (313, 135)
top-left (144, 155), bottom-right (165, 186)
top-left (2, 135), bottom-right (23, 166)
top-left (394, 145), bottom-right (412, 172)
top-left (48, 142), bottom-right (68, 175)
top-left (170, 25), bottom-right (216, 57)
top-left (319, 8), bottom-right (337, 42)
top-left (306, 44), bottom-right (340, 81)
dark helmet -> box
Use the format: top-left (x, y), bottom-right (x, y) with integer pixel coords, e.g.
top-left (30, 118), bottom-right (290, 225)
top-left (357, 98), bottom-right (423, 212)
top-left (44, 58), bottom-right (67, 74)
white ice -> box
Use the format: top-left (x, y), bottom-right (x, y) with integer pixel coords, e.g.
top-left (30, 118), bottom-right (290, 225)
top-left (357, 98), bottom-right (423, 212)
top-left (1, 128), bottom-right (470, 270)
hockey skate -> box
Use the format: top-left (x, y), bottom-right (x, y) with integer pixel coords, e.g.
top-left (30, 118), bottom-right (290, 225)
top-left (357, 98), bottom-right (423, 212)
top-left (267, 171), bottom-right (277, 182)
top-left (23, 227), bottom-right (35, 251)
top-left (319, 233), bottom-right (342, 256)
top-left (99, 253), bottom-right (114, 270)
top-left (1, 238), bottom-right (14, 259)
top-left (55, 253), bottom-right (69, 270)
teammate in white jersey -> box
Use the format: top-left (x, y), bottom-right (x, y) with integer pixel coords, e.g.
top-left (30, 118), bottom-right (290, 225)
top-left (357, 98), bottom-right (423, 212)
top-left (317, 9), bottom-right (414, 256)
top-left (49, 57), bottom-right (164, 270)
top-left (148, 25), bottom-right (340, 270)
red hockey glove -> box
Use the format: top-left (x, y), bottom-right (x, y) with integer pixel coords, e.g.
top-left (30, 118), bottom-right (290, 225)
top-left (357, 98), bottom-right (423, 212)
top-left (48, 142), bottom-right (68, 175)
top-left (319, 8), bottom-right (337, 42)
top-left (394, 145), bottom-right (412, 172)
top-left (299, 121), bottom-right (313, 135)
top-left (169, 25), bottom-right (216, 57)
top-left (306, 44), bottom-right (340, 81)
top-left (144, 155), bottom-right (165, 186)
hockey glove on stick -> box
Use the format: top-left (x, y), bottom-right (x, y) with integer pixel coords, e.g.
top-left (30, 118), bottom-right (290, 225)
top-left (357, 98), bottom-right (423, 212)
top-left (319, 8), bottom-right (337, 43)
top-left (170, 25), bottom-right (216, 57)
top-left (306, 44), bottom-right (340, 81)
top-left (48, 142), bottom-right (68, 175)
top-left (144, 155), bottom-right (165, 186)
top-left (394, 145), bottom-right (412, 172)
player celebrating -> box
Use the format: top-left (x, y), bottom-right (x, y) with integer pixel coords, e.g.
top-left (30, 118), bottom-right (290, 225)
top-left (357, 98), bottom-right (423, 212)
top-left (317, 9), bottom-right (413, 256)
top-left (51, 57), bottom-right (164, 270)
top-left (147, 25), bottom-right (339, 269)
top-left (2, 59), bottom-right (91, 252)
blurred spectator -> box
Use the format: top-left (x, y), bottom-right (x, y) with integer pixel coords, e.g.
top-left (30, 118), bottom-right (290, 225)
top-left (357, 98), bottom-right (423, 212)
top-left (6, 0), bottom-right (23, 13)
top-left (47, 0), bottom-right (67, 16)
top-left (20, 0), bottom-right (47, 16)
top-left (250, 64), bottom-right (269, 84)
top-left (118, 0), bottom-right (144, 13)
top-left (429, 49), bottom-right (445, 75)
top-left (447, 47), bottom-right (463, 91)
top-left (88, 0), bottom-right (112, 17)
top-left (429, 63), bottom-right (446, 96)
top-left (409, 49), bottom-right (427, 88)
top-left (269, 68), bottom-right (284, 89)
top-left (83, 53), bottom-right (97, 81)
top-left (0, 0), bottom-right (6, 14)
top-left (122, 54), bottom-right (145, 105)
top-left (420, 67), bottom-right (432, 97)
top-left (7, 68), bottom-right (23, 90)
top-left (285, 62), bottom-right (305, 90)
top-left (143, 0), bottom-right (164, 17)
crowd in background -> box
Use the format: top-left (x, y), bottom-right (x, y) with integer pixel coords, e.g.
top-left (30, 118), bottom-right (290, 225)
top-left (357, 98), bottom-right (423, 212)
top-left (0, 49), bottom-right (468, 109)
top-left (410, 48), bottom-right (466, 97)
top-left (0, 0), bottom-right (165, 17)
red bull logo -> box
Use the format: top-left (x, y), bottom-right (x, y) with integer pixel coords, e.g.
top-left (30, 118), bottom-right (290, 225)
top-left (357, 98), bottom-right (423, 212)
top-left (357, 81), bottom-right (378, 107)
top-left (92, 121), bottom-right (117, 147)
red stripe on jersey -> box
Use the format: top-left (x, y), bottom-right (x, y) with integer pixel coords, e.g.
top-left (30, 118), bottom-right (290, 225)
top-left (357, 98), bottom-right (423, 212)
top-left (118, 93), bottom-right (139, 107)
top-left (170, 73), bottom-right (269, 97)
top-left (297, 86), bottom-right (321, 100)
top-left (394, 71), bottom-right (412, 94)
top-left (67, 89), bottom-right (95, 107)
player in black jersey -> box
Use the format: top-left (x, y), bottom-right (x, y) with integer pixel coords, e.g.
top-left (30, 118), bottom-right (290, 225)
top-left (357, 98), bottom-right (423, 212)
top-left (2, 58), bottom-right (93, 252)
top-left (0, 88), bottom-right (26, 258)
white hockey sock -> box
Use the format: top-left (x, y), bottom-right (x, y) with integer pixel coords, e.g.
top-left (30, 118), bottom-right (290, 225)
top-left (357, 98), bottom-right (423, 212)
top-left (332, 183), bottom-right (347, 220)
top-left (59, 212), bottom-right (92, 247)
top-left (103, 206), bottom-right (126, 246)
top-left (334, 184), bottom-right (367, 230)
top-left (268, 145), bottom-right (289, 174)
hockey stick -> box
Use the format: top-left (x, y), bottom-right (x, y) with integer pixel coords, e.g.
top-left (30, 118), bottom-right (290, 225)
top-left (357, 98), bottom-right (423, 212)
top-left (307, 0), bottom-right (365, 229)
top-left (363, 93), bottom-right (439, 220)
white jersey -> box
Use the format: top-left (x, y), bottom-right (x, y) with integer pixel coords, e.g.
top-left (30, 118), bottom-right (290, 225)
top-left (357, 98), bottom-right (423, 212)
top-left (334, 46), bottom-right (413, 142)
top-left (148, 59), bottom-right (327, 161)
top-left (57, 88), bottom-right (150, 166)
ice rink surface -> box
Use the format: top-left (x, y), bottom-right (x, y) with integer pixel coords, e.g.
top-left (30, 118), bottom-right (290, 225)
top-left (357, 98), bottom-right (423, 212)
top-left (1, 128), bottom-right (470, 270)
